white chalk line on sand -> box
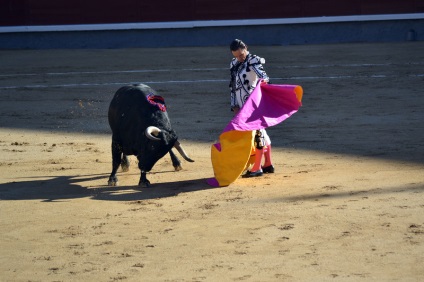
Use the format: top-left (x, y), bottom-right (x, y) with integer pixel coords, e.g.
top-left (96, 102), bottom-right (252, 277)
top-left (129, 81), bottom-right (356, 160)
top-left (0, 74), bottom-right (423, 90)
top-left (0, 62), bottom-right (423, 90)
top-left (1, 62), bottom-right (423, 78)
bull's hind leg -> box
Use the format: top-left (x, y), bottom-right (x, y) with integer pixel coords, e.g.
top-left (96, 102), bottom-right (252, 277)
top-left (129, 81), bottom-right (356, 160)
top-left (169, 149), bottom-right (182, 171)
top-left (108, 140), bottom-right (122, 186)
top-left (121, 154), bottom-right (130, 172)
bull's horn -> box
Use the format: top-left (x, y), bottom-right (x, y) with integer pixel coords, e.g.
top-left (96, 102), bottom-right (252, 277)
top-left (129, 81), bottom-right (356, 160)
top-left (145, 126), bottom-right (161, 141)
top-left (174, 140), bottom-right (194, 162)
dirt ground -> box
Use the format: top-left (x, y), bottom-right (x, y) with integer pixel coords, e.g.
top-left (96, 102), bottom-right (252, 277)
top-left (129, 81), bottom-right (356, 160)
top-left (0, 42), bottom-right (423, 281)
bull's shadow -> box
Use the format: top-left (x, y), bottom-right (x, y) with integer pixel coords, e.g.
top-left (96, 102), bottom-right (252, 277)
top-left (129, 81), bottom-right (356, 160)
top-left (91, 177), bottom-right (214, 201)
top-left (0, 173), bottom-right (215, 202)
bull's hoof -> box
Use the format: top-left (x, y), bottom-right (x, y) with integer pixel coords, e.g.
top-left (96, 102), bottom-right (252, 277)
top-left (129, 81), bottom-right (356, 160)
top-left (174, 165), bottom-right (183, 171)
top-left (108, 176), bottom-right (118, 186)
top-left (138, 180), bottom-right (151, 188)
top-left (108, 180), bottom-right (118, 186)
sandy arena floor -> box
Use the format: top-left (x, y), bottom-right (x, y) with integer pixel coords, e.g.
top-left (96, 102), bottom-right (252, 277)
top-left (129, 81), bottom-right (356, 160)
top-left (0, 42), bottom-right (423, 281)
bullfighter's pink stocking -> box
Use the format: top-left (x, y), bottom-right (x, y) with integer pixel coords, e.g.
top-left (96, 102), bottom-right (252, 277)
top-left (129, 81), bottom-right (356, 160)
top-left (264, 145), bottom-right (272, 167)
top-left (251, 148), bottom-right (264, 172)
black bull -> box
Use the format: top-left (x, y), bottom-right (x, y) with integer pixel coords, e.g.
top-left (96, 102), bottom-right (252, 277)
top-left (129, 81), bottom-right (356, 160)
top-left (107, 84), bottom-right (194, 187)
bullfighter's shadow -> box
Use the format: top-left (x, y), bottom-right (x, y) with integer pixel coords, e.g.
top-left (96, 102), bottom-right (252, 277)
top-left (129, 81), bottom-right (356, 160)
top-left (0, 173), bottom-right (215, 202)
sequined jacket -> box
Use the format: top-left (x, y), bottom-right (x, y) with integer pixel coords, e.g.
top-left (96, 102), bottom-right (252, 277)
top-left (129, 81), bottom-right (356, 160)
top-left (229, 53), bottom-right (269, 110)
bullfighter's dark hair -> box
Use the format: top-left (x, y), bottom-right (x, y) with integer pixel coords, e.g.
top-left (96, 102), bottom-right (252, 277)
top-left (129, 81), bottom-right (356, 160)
top-left (230, 39), bottom-right (247, 51)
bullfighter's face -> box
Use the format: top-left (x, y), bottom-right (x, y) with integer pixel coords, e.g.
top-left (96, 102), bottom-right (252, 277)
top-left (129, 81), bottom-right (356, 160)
top-left (232, 48), bottom-right (248, 63)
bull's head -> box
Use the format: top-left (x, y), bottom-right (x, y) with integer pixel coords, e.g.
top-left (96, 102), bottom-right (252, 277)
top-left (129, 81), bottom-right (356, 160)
top-left (145, 126), bottom-right (194, 163)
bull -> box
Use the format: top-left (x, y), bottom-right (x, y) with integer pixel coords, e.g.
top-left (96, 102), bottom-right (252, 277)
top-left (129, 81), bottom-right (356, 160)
top-left (107, 84), bottom-right (194, 187)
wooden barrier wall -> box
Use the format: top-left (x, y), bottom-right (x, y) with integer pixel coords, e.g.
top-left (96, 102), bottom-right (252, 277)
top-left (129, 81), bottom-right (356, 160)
top-left (1, 0), bottom-right (423, 26)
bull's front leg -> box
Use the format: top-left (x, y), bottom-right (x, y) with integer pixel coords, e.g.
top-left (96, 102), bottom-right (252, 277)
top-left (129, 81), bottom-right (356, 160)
top-left (137, 157), bottom-right (150, 187)
top-left (169, 149), bottom-right (182, 171)
top-left (138, 171), bottom-right (150, 187)
top-left (108, 140), bottom-right (122, 186)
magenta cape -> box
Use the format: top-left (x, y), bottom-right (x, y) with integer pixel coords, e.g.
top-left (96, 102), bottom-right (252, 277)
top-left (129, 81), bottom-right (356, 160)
top-left (207, 82), bottom-right (303, 187)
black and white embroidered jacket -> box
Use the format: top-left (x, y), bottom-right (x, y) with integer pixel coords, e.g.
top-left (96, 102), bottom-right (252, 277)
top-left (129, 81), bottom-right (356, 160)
top-left (229, 53), bottom-right (269, 110)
